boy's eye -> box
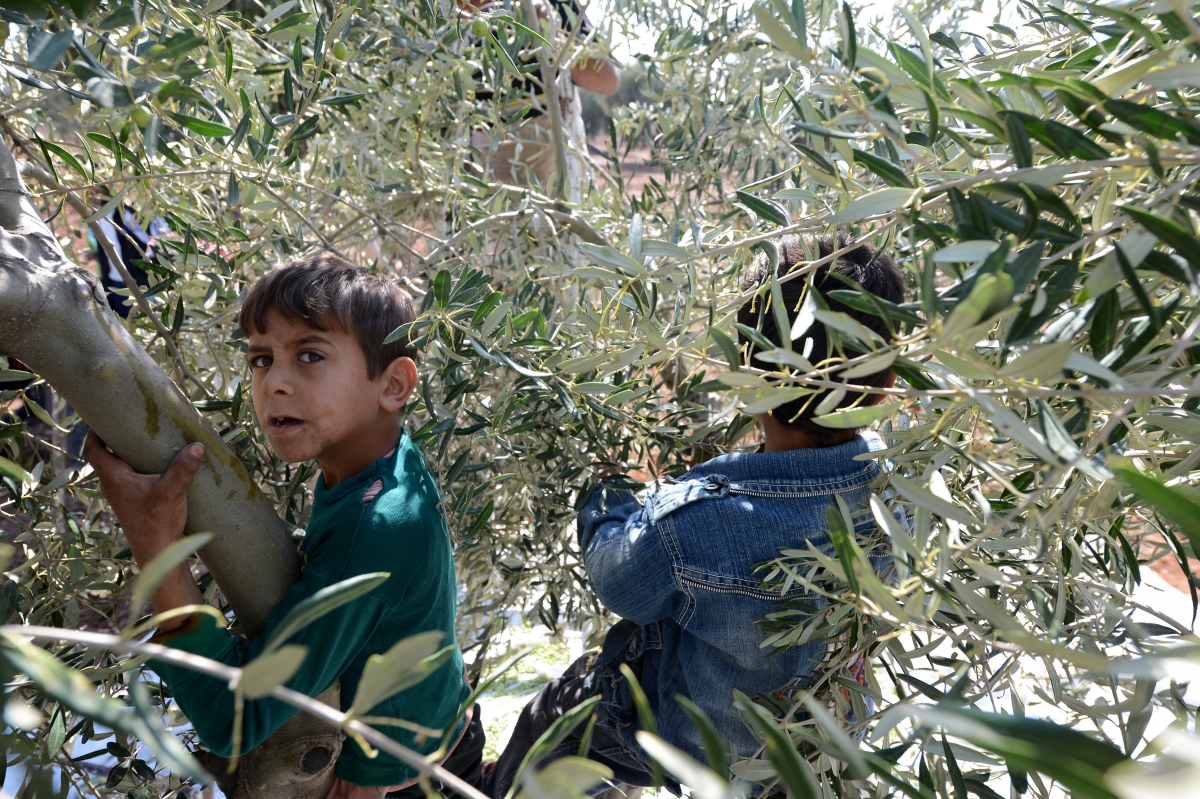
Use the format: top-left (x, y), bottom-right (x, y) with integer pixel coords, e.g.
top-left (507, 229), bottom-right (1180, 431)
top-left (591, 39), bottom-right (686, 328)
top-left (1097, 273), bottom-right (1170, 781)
top-left (249, 355), bottom-right (272, 369)
top-left (298, 350), bottom-right (324, 364)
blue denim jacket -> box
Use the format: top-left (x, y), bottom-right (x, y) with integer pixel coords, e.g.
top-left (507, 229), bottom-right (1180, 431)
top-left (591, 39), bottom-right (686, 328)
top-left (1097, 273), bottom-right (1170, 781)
top-left (577, 432), bottom-right (892, 768)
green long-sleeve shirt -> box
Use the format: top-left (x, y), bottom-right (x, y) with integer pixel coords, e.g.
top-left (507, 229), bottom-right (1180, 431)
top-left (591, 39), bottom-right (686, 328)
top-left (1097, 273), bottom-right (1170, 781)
top-left (152, 432), bottom-right (470, 786)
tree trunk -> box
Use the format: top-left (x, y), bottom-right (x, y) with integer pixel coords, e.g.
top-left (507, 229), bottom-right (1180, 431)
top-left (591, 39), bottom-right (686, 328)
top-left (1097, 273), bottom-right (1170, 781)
top-left (0, 138), bottom-right (343, 798)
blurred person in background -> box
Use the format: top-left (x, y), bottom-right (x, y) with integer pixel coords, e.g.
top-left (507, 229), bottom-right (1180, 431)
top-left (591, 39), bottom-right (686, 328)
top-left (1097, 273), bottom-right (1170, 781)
top-left (466, 0), bottom-right (618, 199)
top-left (84, 201), bottom-right (169, 317)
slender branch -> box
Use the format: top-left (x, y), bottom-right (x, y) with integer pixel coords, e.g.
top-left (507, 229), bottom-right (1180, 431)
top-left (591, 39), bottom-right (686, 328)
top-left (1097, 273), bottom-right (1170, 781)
top-left (551, 0), bottom-right (597, 69)
top-left (1144, 313), bottom-right (1200, 390)
top-left (479, 181), bottom-right (612, 246)
top-left (423, 207), bottom-right (537, 265)
top-left (546, 207), bottom-right (610, 247)
top-left (4, 625), bottom-right (491, 799)
top-left (1067, 578), bottom-right (1193, 635)
top-left (520, 0), bottom-right (569, 199)
top-left (0, 90), bottom-right (64, 119)
top-left (254, 179), bottom-right (354, 261)
top-left (1165, 0), bottom-right (1200, 43)
top-left (926, 152), bottom-right (1200, 195)
top-left (33, 170), bottom-right (223, 197)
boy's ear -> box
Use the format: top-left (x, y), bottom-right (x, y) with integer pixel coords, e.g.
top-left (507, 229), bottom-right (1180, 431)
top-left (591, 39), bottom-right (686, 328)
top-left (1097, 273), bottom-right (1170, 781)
top-left (868, 371), bottom-right (897, 405)
top-left (379, 356), bottom-right (418, 413)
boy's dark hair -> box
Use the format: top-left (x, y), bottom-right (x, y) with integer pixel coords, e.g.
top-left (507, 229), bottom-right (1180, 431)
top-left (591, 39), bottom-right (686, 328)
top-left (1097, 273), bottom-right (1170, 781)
top-left (239, 252), bottom-right (416, 379)
top-left (736, 233), bottom-right (905, 435)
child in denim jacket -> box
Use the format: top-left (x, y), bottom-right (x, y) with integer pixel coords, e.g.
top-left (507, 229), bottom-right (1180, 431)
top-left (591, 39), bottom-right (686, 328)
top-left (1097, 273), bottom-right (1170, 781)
top-left (485, 234), bottom-right (905, 797)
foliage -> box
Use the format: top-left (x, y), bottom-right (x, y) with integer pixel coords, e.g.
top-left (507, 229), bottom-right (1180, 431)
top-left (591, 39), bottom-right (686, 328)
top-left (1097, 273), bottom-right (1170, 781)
top-left (0, 0), bottom-right (1199, 795)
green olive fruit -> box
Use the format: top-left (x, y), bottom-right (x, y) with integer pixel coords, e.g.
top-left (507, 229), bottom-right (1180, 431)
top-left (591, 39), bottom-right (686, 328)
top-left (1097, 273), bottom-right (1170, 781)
top-left (131, 106), bottom-right (153, 128)
top-left (471, 18), bottom-right (488, 37)
top-left (332, 41), bottom-right (349, 61)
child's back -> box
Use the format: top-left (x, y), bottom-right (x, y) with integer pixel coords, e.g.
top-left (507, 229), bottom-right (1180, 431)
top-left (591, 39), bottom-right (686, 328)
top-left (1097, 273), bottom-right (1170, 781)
top-left (578, 435), bottom-right (891, 761)
top-left (486, 234), bottom-right (905, 796)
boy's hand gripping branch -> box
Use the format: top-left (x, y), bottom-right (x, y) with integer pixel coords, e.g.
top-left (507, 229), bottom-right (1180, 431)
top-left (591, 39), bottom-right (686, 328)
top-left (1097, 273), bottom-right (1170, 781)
top-left (83, 431), bottom-right (206, 630)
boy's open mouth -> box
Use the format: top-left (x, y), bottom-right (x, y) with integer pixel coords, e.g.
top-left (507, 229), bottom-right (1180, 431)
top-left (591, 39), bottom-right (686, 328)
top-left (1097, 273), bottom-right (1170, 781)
top-left (270, 416), bottom-right (305, 431)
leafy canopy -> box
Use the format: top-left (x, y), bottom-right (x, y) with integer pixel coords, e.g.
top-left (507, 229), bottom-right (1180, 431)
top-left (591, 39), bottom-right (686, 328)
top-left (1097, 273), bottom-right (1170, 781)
top-left (1, 0), bottom-right (1200, 795)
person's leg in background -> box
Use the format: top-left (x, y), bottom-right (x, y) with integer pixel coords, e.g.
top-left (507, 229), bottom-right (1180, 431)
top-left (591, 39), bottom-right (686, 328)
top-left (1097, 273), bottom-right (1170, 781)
top-left (483, 651), bottom-right (656, 799)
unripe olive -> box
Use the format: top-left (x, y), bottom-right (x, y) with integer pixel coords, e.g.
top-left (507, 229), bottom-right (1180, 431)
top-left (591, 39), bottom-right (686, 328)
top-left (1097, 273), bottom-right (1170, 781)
top-left (332, 41), bottom-right (349, 61)
top-left (471, 18), bottom-right (488, 37)
top-left (131, 106), bottom-right (152, 128)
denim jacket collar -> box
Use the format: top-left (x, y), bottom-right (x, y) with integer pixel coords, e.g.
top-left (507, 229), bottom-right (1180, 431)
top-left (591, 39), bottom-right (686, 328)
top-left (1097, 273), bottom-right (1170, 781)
top-left (645, 432), bottom-right (886, 525)
top-left (675, 431), bottom-right (885, 486)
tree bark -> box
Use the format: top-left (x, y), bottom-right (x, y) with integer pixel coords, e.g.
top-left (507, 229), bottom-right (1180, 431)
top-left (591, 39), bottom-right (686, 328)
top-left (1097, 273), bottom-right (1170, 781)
top-left (0, 137), bottom-right (343, 798)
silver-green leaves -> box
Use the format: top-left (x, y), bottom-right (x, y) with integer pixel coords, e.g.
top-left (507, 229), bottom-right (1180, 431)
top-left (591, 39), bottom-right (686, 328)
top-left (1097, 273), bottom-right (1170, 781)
top-left (262, 572), bottom-right (390, 654)
top-left (348, 631), bottom-right (453, 717)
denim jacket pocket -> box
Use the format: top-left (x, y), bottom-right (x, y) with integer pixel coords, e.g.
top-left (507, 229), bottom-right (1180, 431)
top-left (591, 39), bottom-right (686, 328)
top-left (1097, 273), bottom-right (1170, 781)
top-left (596, 623), bottom-right (664, 769)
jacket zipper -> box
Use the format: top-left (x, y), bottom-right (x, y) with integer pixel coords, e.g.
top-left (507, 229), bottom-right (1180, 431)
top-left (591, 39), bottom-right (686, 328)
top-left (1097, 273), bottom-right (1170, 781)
top-left (723, 483), bottom-right (870, 499)
top-left (679, 573), bottom-right (804, 598)
top-left (724, 486), bottom-right (805, 498)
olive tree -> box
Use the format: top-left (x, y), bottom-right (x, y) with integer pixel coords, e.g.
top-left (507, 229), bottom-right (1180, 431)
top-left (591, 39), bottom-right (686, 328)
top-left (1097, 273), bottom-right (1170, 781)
top-left (1, 0), bottom-right (1200, 796)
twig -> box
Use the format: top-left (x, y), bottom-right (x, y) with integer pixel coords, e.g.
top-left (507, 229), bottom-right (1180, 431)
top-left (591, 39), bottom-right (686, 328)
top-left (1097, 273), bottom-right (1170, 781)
top-left (1139, 298), bottom-right (1200, 390)
top-left (0, 90), bottom-right (64, 119)
top-left (33, 170), bottom-right (222, 197)
top-left (546, 207), bottom-right (610, 247)
top-left (1165, 0), bottom-right (1200, 43)
top-left (1068, 577), bottom-right (1193, 635)
top-left (423, 207), bottom-right (538, 265)
top-left (927, 152), bottom-right (1200, 196)
top-left (254, 179), bottom-right (354, 262)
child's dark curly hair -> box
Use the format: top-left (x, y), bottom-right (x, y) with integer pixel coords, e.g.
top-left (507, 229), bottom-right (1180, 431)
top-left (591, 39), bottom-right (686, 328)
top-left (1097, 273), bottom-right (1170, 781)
top-left (239, 252), bottom-right (417, 379)
top-left (736, 233), bottom-right (905, 436)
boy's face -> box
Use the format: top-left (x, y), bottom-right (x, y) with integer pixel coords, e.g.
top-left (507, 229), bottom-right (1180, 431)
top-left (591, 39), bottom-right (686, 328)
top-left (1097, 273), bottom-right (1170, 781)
top-left (246, 310), bottom-right (416, 469)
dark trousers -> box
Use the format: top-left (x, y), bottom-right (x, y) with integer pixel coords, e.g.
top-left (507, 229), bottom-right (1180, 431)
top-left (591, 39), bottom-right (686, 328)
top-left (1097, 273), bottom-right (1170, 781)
top-left (483, 651), bottom-right (657, 799)
top-left (388, 705), bottom-right (486, 799)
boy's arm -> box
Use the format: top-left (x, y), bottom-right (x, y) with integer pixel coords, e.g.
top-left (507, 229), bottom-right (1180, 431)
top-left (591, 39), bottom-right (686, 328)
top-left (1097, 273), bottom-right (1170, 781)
top-left (82, 432), bottom-right (390, 757)
top-left (577, 481), bottom-right (677, 624)
top-left (150, 570), bottom-right (390, 758)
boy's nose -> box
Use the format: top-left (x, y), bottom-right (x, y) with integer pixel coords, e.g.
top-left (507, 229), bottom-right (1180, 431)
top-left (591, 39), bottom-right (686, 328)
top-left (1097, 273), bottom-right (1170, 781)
top-left (261, 367), bottom-right (295, 396)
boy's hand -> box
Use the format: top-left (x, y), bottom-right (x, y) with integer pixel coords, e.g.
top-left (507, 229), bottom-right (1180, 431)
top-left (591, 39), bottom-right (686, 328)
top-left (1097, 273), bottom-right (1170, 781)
top-left (82, 432), bottom-right (204, 567)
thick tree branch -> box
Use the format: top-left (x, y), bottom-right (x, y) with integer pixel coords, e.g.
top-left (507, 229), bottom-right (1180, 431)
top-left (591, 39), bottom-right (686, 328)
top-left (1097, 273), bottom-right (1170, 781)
top-left (20, 160), bottom-right (214, 399)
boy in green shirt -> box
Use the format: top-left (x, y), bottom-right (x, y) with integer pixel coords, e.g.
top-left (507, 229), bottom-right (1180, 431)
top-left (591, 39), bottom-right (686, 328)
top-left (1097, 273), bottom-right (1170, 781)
top-left (82, 254), bottom-right (481, 798)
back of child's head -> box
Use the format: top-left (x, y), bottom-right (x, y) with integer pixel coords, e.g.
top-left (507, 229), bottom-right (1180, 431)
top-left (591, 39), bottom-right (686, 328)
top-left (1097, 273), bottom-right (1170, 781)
top-left (736, 233), bottom-right (905, 437)
top-left (239, 252), bottom-right (416, 378)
